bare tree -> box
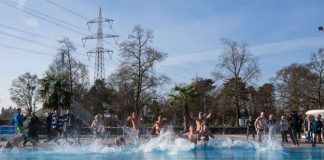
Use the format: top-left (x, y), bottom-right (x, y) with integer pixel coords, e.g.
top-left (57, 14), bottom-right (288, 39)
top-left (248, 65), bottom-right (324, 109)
top-left (114, 25), bottom-right (169, 114)
top-left (47, 37), bottom-right (89, 99)
top-left (308, 48), bottom-right (324, 109)
top-left (9, 72), bottom-right (40, 114)
top-left (212, 39), bottom-right (260, 126)
top-left (272, 63), bottom-right (317, 112)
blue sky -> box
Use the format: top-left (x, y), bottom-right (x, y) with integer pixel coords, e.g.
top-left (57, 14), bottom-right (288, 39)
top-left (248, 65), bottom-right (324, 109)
top-left (0, 0), bottom-right (324, 108)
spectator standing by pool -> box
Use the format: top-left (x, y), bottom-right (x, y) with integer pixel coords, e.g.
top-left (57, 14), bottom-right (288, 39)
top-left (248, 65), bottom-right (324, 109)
top-left (304, 115), bottom-right (312, 143)
top-left (11, 108), bottom-right (27, 146)
top-left (52, 110), bottom-right (64, 140)
top-left (246, 116), bottom-right (255, 140)
top-left (289, 111), bottom-right (300, 147)
top-left (279, 115), bottom-right (289, 143)
top-left (27, 112), bottom-right (40, 142)
top-left (297, 114), bottom-right (303, 141)
top-left (311, 114), bottom-right (323, 146)
top-left (63, 110), bottom-right (75, 138)
top-left (45, 112), bottom-right (53, 142)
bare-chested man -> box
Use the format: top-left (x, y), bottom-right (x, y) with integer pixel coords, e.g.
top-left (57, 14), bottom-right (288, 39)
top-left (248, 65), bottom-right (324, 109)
top-left (198, 122), bottom-right (214, 143)
top-left (255, 112), bottom-right (267, 142)
top-left (191, 111), bottom-right (212, 131)
top-left (183, 125), bottom-right (198, 144)
top-left (151, 115), bottom-right (166, 136)
top-left (127, 112), bottom-right (143, 138)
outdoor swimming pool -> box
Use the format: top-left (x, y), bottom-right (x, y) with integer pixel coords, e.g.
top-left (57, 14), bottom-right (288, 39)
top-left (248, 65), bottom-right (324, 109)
top-left (1, 129), bottom-right (324, 160)
top-left (1, 145), bottom-right (324, 160)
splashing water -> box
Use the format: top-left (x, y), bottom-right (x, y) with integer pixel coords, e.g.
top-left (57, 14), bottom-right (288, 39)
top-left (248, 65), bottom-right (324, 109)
top-left (140, 125), bottom-right (195, 154)
top-left (1, 125), bottom-right (285, 160)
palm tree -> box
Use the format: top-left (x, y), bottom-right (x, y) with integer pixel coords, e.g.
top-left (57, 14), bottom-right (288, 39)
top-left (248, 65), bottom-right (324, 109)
top-left (170, 84), bottom-right (196, 131)
top-left (39, 73), bottom-right (71, 111)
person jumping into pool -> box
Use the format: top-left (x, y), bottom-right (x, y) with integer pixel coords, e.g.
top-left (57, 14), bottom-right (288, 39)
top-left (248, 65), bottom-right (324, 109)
top-left (127, 112), bottom-right (143, 139)
top-left (151, 115), bottom-right (166, 136)
top-left (198, 122), bottom-right (214, 144)
top-left (90, 114), bottom-right (105, 139)
top-left (182, 125), bottom-right (198, 144)
top-left (190, 110), bottom-right (212, 132)
top-left (255, 112), bottom-right (267, 142)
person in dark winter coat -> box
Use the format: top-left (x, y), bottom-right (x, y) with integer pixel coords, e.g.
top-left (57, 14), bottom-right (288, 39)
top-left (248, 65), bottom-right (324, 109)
top-left (289, 111), bottom-right (300, 147)
top-left (63, 110), bottom-right (75, 138)
top-left (246, 116), bottom-right (255, 140)
top-left (27, 112), bottom-right (40, 142)
top-left (45, 112), bottom-right (53, 142)
top-left (311, 114), bottom-right (323, 146)
top-left (52, 110), bottom-right (64, 140)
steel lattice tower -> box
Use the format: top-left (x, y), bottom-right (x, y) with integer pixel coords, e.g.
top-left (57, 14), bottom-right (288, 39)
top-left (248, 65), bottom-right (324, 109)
top-left (82, 7), bottom-right (118, 81)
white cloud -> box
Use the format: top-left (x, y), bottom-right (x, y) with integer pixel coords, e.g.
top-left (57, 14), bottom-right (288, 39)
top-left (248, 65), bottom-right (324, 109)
top-left (161, 36), bottom-right (324, 66)
top-left (250, 36), bottom-right (324, 55)
top-left (16, 0), bottom-right (27, 8)
top-left (25, 17), bottom-right (40, 28)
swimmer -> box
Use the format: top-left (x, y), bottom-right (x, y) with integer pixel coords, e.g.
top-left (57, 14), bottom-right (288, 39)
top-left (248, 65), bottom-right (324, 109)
top-left (127, 112), bottom-right (143, 138)
top-left (115, 136), bottom-right (126, 146)
top-left (151, 115), bottom-right (166, 136)
top-left (190, 111), bottom-right (212, 131)
top-left (183, 125), bottom-right (198, 144)
top-left (198, 122), bottom-right (214, 143)
top-left (255, 112), bottom-right (267, 142)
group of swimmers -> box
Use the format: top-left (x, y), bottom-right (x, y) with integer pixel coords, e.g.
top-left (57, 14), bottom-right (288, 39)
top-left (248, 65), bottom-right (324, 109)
top-left (125, 111), bottom-right (215, 145)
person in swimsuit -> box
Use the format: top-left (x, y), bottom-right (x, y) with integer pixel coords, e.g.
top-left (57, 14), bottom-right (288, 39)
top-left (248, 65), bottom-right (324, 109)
top-left (191, 111), bottom-right (212, 132)
top-left (198, 122), bottom-right (214, 143)
top-left (182, 125), bottom-right (198, 144)
top-left (127, 112), bottom-right (143, 138)
top-left (90, 114), bottom-right (105, 138)
top-left (151, 115), bottom-right (166, 136)
top-left (255, 112), bottom-right (267, 142)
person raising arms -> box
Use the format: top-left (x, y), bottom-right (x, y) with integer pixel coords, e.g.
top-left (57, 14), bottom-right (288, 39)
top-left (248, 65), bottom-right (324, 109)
top-left (190, 111), bottom-right (212, 131)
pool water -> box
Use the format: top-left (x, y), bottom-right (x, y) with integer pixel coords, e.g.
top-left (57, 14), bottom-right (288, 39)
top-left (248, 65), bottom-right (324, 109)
top-left (1, 129), bottom-right (324, 160)
top-left (1, 146), bottom-right (324, 160)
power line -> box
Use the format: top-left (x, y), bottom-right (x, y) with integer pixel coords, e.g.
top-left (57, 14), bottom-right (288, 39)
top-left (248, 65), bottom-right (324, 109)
top-left (45, 0), bottom-right (88, 20)
top-left (2, 0), bottom-right (187, 84)
top-left (0, 0), bottom-right (87, 36)
top-left (0, 24), bottom-right (46, 38)
top-left (0, 43), bottom-right (54, 57)
top-left (6, 0), bottom-right (88, 33)
top-left (0, 26), bottom-right (90, 62)
top-left (0, 30), bottom-right (57, 49)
